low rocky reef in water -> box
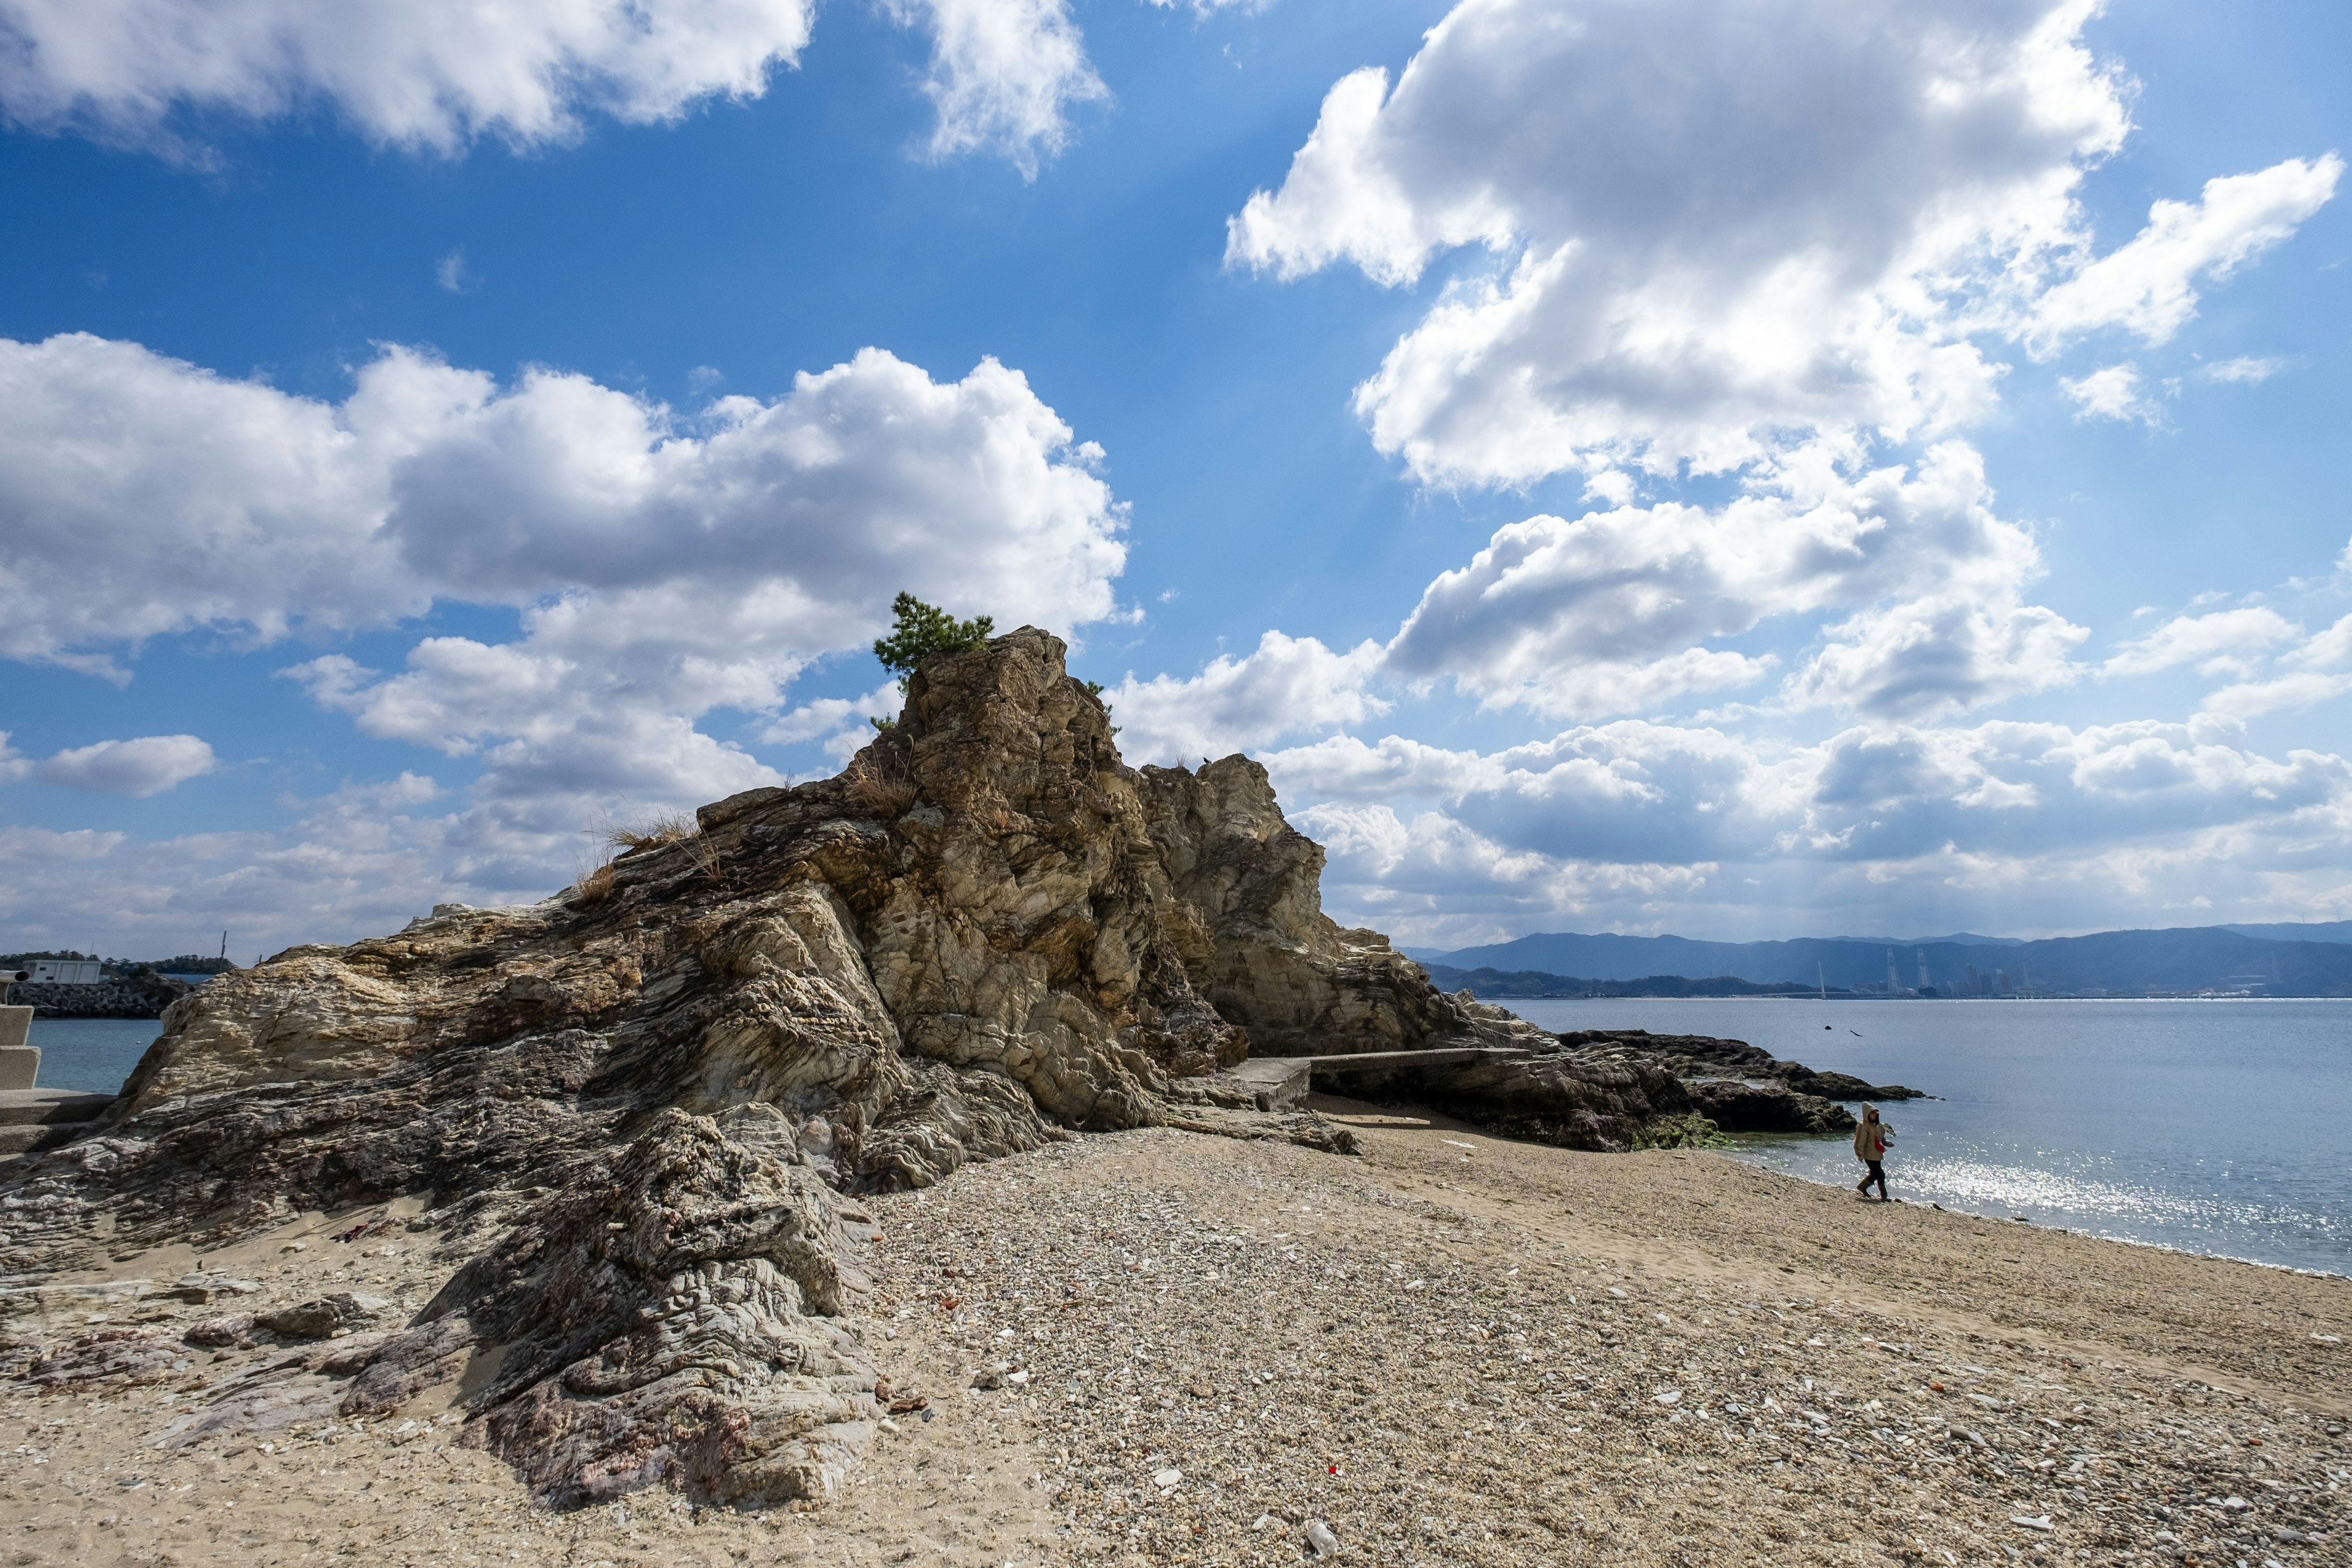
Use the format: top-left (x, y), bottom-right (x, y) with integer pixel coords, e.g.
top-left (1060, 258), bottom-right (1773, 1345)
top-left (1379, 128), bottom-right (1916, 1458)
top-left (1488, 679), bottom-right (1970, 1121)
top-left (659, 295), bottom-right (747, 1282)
top-left (0, 628), bottom-right (1911, 1512)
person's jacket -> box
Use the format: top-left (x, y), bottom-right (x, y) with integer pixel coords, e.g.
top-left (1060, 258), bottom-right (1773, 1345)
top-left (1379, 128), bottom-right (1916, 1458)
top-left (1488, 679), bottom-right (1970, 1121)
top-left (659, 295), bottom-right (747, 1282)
top-left (1853, 1117), bottom-right (1888, 1161)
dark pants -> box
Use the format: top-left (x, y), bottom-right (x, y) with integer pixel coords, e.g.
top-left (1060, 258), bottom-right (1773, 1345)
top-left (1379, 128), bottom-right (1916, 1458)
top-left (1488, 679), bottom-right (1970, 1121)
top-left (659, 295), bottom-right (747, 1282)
top-left (1858, 1159), bottom-right (1887, 1198)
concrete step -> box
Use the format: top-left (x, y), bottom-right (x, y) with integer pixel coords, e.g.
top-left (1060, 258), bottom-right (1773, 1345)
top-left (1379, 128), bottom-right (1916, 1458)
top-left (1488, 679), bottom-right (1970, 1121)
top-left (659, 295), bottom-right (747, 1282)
top-left (1225, 1047), bottom-right (1540, 1112)
top-left (1298, 1047), bottom-right (1534, 1072)
top-left (0, 1088), bottom-right (117, 1126)
top-left (1226, 1057), bottom-right (1311, 1112)
top-left (0, 1122), bottom-right (81, 1158)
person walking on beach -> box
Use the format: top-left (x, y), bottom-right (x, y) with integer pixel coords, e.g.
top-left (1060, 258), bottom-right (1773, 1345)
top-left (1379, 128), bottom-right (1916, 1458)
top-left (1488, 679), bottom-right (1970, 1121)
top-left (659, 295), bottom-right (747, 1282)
top-left (1853, 1105), bottom-right (1891, 1201)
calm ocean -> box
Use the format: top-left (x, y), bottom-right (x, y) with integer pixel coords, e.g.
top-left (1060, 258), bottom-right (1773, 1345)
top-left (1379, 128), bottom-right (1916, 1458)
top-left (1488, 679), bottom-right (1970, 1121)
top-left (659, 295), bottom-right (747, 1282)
top-left (26, 1016), bottom-right (163, 1097)
top-left (1504, 997), bottom-right (2352, 1276)
top-left (29, 1000), bottom-right (2352, 1275)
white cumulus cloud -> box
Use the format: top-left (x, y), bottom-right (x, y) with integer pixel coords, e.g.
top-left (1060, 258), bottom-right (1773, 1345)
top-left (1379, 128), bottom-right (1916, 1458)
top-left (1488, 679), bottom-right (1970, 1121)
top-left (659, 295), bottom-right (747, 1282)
top-left (32, 734), bottom-right (217, 796)
top-left (1385, 439), bottom-right (2082, 721)
top-left (884, 0), bottom-right (1107, 177)
top-left (1227, 0), bottom-right (2141, 486)
top-left (0, 329), bottom-right (1127, 834)
top-left (1257, 712), bottom-right (2352, 944)
top-left (1786, 595), bottom-right (2086, 720)
top-left (2202, 355), bottom-right (2290, 385)
top-left (2059, 363), bottom-right (2165, 424)
top-left (2030, 156), bottom-right (2345, 350)
top-left (1228, 0), bottom-right (2336, 490)
top-left (756, 682), bottom-right (905, 767)
top-left (0, 0), bottom-right (817, 156)
top-left (2103, 606), bottom-right (2300, 679)
top-left (0, 0), bottom-right (1177, 172)
top-left (0, 778), bottom-right (522, 958)
top-left (1106, 631), bottom-right (1388, 765)
top-left (2195, 611), bottom-right (2352, 722)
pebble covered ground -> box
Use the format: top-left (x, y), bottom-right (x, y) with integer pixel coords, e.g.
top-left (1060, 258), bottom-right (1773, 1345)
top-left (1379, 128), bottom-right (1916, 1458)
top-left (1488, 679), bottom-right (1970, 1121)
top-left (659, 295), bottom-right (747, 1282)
top-left (2, 1096), bottom-right (2346, 1566)
top-left (859, 1099), bottom-right (2351, 1567)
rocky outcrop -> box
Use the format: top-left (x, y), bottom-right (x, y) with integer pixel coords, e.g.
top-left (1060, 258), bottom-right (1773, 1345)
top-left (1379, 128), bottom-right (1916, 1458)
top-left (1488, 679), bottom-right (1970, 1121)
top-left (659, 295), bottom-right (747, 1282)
top-left (1133, 760), bottom-right (1525, 1058)
top-left (0, 627), bottom-right (1898, 1510)
top-left (1364, 1025), bottom-right (1928, 1147)
top-left (1553, 1028), bottom-right (1923, 1106)
top-left (1297, 1035), bottom-right (1882, 1150)
top-left (0, 629), bottom-right (1551, 1507)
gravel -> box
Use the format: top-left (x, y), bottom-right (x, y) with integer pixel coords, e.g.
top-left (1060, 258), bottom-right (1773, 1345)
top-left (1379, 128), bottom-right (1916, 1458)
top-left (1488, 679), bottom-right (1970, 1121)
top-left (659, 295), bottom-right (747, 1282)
top-left (859, 1102), bottom-right (2350, 1566)
top-left (2, 1096), bottom-right (2345, 1566)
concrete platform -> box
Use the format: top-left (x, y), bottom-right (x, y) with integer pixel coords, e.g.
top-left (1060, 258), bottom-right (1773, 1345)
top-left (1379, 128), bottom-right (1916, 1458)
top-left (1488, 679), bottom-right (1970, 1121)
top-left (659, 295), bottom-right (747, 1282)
top-left (0, 1087), bottom-right (116, 1126)
top-left (0, 1124), bottom-right (75, 1158)
top-left (1297, 1047), bottom-right (1534, 1073)
top-left (0, 1087), bottom-right (115, 1160)
top-left (1227, 1047), bottom-right (1540, 1112)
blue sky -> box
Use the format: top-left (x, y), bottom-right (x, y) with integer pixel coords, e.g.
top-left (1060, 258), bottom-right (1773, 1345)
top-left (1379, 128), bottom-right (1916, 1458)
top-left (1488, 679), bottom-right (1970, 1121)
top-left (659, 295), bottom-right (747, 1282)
top-left (1, 0), bottom-right (2348, 958)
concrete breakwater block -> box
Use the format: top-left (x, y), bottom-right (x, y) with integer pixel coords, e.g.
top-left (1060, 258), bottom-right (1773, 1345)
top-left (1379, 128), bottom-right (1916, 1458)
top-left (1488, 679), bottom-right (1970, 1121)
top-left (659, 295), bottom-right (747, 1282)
top-left (1227, 1057), bottom-right (1311, 1112)
top-left (0, 1005), bottom-right (33, 1089)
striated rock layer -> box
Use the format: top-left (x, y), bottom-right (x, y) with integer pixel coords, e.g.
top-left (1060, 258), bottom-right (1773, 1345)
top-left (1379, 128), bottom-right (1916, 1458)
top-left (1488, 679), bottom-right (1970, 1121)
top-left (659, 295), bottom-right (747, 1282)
top-left (0, 628), bottom-right (1898, 1509)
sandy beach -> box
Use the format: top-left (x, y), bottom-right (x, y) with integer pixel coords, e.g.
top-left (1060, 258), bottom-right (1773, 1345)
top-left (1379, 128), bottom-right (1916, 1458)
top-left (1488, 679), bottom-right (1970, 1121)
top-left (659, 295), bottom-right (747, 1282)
top-left (4, 1098), bottom-right (2346, 1566)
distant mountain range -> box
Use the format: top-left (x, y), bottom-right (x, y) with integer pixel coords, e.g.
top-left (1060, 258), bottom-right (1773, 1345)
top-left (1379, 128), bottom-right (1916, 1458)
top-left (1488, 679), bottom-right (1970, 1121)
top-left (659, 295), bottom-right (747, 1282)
top-left (2222, 921), bottom-right (2352, 944)
top-left (1824, 932), bottom-right (2024, 948)
top-left (1401, 923), bottom-right (2352, 998)
top-left (1420, 968), bottom-right (1833, 1000)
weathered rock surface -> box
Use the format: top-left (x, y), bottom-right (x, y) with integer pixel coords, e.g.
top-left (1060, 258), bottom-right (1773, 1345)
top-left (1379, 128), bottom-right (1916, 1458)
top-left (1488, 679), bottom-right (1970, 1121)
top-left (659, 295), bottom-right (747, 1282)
top-left (257, 1291), bottom-right (390, 1340)
top-left (0, 627), bottom-right (1899, 1510)
top-left (1289, 1027), bottom-right (1918, 1150)
top-left (1553, 1028), bottom-right (1924, 1106)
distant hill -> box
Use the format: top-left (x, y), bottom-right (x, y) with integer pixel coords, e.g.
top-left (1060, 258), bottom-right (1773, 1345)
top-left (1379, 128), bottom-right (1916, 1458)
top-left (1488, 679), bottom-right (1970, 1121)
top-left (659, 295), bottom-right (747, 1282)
top-left (1826, 932), bottom-right (2024, 948)
top-left (1424, 966), bottom-right (1838, 999)
top-left (1413, 927), bottom-right (2352, 997)
top-left (2222, 921), bottom-right (2352, 946)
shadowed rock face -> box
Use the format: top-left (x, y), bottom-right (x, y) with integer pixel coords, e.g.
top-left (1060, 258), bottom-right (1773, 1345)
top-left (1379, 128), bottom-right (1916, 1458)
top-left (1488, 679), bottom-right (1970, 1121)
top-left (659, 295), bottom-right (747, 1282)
top-left (0, 628), bottom-right (1551, 1508)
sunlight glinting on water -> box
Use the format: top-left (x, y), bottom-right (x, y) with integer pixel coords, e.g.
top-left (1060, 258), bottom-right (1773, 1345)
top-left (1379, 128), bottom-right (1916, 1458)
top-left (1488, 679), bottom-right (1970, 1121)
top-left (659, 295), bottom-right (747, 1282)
top-left (1506, 997), bottom-right (2352, 1276)
top-left (1904, 1157), bottom-right (2333, 1233)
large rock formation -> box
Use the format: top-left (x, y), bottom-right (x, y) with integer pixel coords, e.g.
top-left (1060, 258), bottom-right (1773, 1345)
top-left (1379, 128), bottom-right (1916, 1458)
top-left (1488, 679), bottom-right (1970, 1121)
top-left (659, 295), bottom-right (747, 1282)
top-left (0, 630), bottom-right (1548, 1505)
top-left (0, 628), bottom-right (1903, 1509)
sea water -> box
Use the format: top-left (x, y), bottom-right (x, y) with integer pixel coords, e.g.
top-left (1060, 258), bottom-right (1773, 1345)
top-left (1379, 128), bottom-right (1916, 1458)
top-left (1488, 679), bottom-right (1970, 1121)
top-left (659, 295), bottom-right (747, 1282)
top-left (25, 1016), bottom-right (162, 1096)
top-left (1503, 997), bottom-right (2352, 1276)
top-left (28, 1000), bottom-right (2352, 1276)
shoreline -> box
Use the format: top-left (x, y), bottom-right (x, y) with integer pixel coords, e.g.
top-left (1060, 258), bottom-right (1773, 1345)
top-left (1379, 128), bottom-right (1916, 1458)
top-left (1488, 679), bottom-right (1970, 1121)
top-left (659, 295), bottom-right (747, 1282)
top-left (6, 1102), bottom-right (2346, 1566)
top-left (1721, 1138), bottom-right (2352, 1284)
top-left (23, 1008), bottom-right (2349, 1284)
